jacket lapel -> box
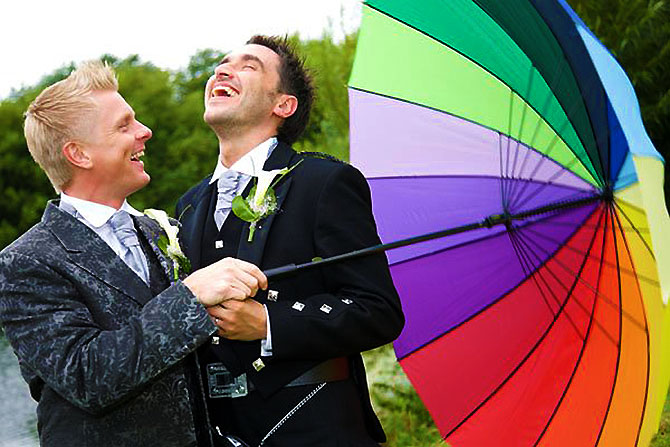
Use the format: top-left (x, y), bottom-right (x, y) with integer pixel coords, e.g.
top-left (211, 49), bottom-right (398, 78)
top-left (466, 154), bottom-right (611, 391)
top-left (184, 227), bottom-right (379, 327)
top-left (236, 142), bottom-right (298, 266)
top-left (134, 215), bottom-right (174, 282)
top-left (44, 202), bottom-right (153, 307)
top-left (181, 178), bottom-right (215, 271)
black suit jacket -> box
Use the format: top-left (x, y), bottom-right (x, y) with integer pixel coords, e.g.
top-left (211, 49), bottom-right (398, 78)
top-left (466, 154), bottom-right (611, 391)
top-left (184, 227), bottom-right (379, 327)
top-left (176, 142), bottom-right (404, 441)
top-left (0, 202), bottom-right (217, 446)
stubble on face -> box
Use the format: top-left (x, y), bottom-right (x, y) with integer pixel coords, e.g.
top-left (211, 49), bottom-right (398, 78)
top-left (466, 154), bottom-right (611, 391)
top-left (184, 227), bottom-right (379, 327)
top-left (203, 45), bottom-right (283, 138)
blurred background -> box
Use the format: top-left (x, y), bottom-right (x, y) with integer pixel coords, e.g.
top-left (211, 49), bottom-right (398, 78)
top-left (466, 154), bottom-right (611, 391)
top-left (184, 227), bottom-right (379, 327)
top-left (0, 0), bottom-right (668, 445)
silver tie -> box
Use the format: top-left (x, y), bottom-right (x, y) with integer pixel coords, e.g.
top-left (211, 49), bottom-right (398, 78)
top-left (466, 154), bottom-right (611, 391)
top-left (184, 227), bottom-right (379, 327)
top-left (108, 211), bottom-right (150, 284)
top-left (214, 170), bottom-right (249, 230)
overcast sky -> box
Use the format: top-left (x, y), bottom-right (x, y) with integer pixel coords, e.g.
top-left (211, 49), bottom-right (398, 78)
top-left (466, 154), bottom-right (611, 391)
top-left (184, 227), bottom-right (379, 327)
top-left (1, 0), bottom-right (362, 99)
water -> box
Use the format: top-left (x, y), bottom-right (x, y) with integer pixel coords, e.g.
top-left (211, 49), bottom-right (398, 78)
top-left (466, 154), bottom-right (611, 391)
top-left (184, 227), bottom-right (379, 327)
top-left (0, 335), bottom-right (38, 447)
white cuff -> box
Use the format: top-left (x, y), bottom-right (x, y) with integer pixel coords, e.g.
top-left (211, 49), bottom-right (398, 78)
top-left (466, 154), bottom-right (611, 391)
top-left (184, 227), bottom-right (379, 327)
top-left (260, 304), bottom-right (272, 356)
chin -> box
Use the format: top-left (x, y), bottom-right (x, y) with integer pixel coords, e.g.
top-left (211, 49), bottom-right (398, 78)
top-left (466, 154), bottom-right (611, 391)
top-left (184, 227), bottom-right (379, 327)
top-left (127, 174), bottom-right (151, 197)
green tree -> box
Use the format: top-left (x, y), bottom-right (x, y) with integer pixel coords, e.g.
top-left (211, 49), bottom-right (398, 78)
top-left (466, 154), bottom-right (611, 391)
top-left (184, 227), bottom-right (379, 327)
top-left (293, 31), bottom-right (358, 161)
top-left (567, 0), bottom-right (670, 198)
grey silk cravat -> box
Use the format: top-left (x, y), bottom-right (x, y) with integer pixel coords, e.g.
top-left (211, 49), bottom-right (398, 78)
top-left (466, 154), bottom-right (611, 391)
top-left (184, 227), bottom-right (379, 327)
top-left (214, 170), bottom-right (249, 230)
top-left (108, 211), bottom-right (150, 284)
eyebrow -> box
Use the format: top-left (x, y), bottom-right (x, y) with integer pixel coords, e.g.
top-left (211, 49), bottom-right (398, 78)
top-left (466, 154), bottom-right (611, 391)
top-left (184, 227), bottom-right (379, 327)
top-left (115, 111), bottom-right (134, 127)
top-left (219, 54), bottom-right (265, 70)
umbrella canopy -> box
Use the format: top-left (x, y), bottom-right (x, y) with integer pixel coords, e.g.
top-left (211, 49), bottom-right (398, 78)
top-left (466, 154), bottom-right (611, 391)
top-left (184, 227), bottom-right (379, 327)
top-left (349, 0), bottom-right (670, 445)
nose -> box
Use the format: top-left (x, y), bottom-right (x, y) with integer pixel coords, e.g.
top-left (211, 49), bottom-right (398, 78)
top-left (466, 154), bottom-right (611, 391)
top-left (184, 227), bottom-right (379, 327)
top-left (136, 121), bottom-right (152, 141)
top-left (214, 63), bottom-right (232, 79)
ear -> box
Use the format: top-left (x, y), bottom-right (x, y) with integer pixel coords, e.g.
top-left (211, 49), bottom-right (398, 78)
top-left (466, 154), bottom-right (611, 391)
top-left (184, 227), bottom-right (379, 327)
top-left (273, 94), bottom-right (298, 119)
top-left (62, 141), bottom-right (93, 169)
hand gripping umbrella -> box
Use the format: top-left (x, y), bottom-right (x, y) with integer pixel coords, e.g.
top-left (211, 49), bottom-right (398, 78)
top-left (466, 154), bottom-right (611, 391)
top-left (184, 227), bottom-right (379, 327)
top-left (341, 0), bottom-right (670, 445)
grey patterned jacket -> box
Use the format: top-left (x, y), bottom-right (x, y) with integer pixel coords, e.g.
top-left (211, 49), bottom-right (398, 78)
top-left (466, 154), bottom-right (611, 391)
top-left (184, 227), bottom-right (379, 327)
top-left (0, 202), bottom-right (217, 446)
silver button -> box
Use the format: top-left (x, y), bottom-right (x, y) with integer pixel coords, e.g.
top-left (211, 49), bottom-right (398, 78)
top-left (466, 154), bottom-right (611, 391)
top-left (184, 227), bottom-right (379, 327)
top-left (292, 301), bottom-right (305, 311)
top-left (252, 358), bottom-right (265, 371)
top-left (215, 240), bottom-right (224, 249)
top-left (341, 298), bottom-right (353, 305)
top-left (268, 290), bottom-right (279, 302)
top-left (211, 335), bottom-right (220, 345)
top-left (320, 304), bottom-right (332, 314)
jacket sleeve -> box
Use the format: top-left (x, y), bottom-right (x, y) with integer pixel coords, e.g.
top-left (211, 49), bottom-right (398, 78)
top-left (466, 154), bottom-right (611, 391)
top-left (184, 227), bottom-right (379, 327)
top-left (0, 252), bottom-right (216, 415)
top-left (266, 163), bottom-right (405, 361)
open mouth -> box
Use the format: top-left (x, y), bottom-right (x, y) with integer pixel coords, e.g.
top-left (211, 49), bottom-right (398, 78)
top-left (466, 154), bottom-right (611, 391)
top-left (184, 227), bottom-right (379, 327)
top-left (130, 150), bottom-right (144, 162)
top-left (212, 85), bottom-right (238, 98)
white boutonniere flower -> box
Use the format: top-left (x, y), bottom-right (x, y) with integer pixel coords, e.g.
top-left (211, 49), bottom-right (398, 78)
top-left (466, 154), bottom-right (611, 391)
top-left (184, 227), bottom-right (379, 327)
top-left (232, 159), bottom-right (303, 242)
top-left (143, 208), bottom-right (191, 281)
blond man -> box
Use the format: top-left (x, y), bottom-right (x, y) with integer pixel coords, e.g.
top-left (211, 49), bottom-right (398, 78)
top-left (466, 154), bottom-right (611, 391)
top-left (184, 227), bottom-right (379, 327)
top-left (0, 61), bottom-right (267, 447)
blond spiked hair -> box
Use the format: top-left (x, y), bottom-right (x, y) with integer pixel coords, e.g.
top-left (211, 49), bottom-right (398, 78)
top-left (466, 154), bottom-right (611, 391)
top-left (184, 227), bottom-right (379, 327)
top-left (24, 61), bottom-right (118, 192)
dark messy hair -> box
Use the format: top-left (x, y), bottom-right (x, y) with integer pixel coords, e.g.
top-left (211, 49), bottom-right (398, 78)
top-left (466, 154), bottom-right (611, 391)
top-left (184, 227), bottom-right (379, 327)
top-left (247, 35), bottom-right (314, 145)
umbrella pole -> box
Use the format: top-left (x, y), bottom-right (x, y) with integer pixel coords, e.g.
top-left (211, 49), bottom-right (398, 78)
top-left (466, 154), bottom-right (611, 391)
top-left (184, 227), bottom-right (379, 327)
top-left (264, 194), bottom-right (604, 280)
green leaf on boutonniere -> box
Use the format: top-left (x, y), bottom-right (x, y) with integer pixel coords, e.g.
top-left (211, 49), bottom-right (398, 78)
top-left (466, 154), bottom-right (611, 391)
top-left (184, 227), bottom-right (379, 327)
top-left (157, 234), bottom-right (168, 252)
top-left (177, 255), bottom-right (191, 274)
top-left (232, 159), bottom-right (302, 243)
top-left (143, 208), bottom-right (192, 281)
top-left (232, 195), bottom-right (259, 222)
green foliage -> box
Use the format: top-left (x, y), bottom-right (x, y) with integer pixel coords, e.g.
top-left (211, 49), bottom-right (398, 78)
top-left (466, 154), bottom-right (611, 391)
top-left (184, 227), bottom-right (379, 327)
top-left (293, 31), bottom-right (357, 161)
top-left (0, 33), bottom-right (356, 250)
top-left (0, 98), bottom-right (54, 248)
top-left (652, 392), bottom-right (670, 446)
top-left (567, 0), bottom-right (670, 198)
top-left (363, 345), bottom-right (444, 447)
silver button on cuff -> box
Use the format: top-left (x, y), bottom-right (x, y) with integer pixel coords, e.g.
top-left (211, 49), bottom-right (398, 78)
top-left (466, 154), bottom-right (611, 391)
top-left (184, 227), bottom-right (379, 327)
top-left (252, 358), bottom-right (265, 371)
top-left (320, 304), bottom-right (332, 314)
top-left (292, 301), bottom-right (305, 311)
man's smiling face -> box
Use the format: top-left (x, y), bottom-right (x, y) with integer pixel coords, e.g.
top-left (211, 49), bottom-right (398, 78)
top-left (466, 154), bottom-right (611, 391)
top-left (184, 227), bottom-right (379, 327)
top-left (204, 44), bottom-right (283, 132)
top-left (79, 90), bottom-right (153, 201)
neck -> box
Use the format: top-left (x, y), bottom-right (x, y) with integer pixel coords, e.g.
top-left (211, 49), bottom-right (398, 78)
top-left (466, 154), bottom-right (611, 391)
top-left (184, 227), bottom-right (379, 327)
top-left (63, 179), bottom-right (125, 210)
top-left (216, 129), bottom-right (277, 168)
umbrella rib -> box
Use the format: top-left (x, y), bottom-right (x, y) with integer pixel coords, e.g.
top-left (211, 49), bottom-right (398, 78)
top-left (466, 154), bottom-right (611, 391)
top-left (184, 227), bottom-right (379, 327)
top-left (386, 192), bottom-right (596, 269)
top-left (529, 200), bottom-right (611, 446)
top-left (366, 173), bottom-right (595, 187)
top-left (504, 75), bottom-right (537, 208)
top-left (361, 3), bottom-right (605, 188)
top-left (506, 224), bottom-right (561, 322)
top-left (470, 0), bottom-right (608, 187)
top-left (594, 205), bottom-right (626, 446)
top-left (393, 203), bottom-right (597, 363)
top-left (441, 203), bottom-right (605, 441)
top-left (522, 226), bottom-right (659, 287)
top-left (612, 199), bottom-right (656, 259)
top-left (513, 216), bottom-right (620, 346)
top-left (507, 59), bottom-right (573, 204)
top-left (350, 83), bottom-right (602, 188)
top-left (515, 214), bottom-right (647, 333)
top-left (508, 156), bottom-right (598, 211)
top-left (507, 227), bottom-right (587, 341)
top-left (525, 219), bottom-right (617, 346)
top-left (521, 0), bottom-right (611, 185)
top-left (506, 66), bottom-right (614, 209)
top-left (525, 219), bottom-right (649, 234)
top-left (610, 203), bottom-right (651, 445)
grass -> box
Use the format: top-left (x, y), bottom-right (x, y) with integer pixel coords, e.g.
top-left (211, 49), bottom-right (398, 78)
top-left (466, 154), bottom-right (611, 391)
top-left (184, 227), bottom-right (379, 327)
top-left (364, 344), bottom-right (670, 447)
top-left (363, 344), bottom-right (443, 447)
top-left (652, 395), bottom-right (670, 447)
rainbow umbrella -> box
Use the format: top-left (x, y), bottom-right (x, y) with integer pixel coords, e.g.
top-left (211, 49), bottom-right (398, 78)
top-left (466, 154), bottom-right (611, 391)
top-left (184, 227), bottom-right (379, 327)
top-left (348, 0), bottom-right (670, 445)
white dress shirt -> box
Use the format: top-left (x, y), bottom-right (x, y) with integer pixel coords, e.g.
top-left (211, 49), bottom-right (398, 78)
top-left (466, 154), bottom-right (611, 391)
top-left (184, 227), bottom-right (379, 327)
top-left (60, 193), bottom-right (150, 283)
top-left (210, 137), bottom-right (278, 356)
top-left (209, 137), bottom-right (277, 187)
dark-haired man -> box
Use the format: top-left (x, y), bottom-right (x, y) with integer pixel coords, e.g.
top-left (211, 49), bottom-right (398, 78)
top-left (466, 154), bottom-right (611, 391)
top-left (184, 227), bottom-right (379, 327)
top-left (176, 35), bottom-right (404, 445)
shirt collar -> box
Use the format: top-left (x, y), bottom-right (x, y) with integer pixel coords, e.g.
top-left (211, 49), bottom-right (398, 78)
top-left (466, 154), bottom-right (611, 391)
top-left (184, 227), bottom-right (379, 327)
top-left (209, 137), bottom-right (278, 185)
top-left (60, 192), bottom-right (143, 228)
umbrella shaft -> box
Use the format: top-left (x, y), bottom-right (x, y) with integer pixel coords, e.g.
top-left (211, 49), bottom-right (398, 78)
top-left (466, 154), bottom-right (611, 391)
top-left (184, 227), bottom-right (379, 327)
top-left (264, 194), bottom-right (602, 279)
